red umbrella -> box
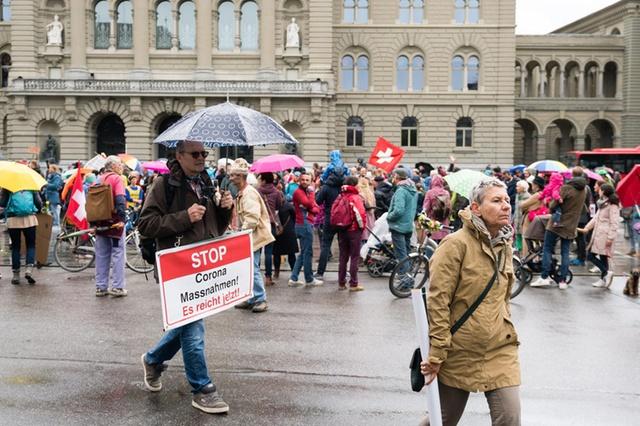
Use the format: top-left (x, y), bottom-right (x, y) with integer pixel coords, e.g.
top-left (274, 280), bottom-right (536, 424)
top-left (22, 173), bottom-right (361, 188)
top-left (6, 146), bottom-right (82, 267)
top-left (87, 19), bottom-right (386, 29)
top-left (616, 164), bottom-right (640, 208)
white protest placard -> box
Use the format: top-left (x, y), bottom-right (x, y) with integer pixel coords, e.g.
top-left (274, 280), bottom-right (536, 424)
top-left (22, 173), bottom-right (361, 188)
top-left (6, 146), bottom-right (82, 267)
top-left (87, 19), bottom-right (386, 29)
top-left (156, 231), bottom-right (254, 330)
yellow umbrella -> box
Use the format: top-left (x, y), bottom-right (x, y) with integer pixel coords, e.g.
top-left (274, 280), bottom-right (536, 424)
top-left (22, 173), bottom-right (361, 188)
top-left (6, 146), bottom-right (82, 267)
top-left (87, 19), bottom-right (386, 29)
top-left (0, 161), bottom-right (48, 192)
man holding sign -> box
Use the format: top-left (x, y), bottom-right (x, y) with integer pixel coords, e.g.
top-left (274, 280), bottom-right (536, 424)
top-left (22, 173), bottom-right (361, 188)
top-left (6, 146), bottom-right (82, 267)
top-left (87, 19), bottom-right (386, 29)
top-left (137, 140), bottom-right (234, 414)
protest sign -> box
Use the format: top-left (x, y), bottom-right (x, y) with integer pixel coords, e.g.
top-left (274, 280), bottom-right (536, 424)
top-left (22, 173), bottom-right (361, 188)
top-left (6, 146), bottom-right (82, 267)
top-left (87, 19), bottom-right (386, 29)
top-left (156, 231), bottom-right (254, 330)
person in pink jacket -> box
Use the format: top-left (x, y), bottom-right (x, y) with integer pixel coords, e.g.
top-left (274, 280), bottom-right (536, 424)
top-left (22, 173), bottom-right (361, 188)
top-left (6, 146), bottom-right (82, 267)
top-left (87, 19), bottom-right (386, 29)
top-left (579, 183), bottom-right (620, 288)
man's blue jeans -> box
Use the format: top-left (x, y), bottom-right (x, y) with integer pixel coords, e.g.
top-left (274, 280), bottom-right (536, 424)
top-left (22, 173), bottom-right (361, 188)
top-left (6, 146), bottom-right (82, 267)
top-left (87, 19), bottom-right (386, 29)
top-left (248, 250), bottom-right (266, 304)
top-left (541, 230), bottom-right (570, 282)
top-left (145, 319), bottom-right (213, 393)
top-left (391, 231), bottom-right (412, 266)
top-left (291, 223), bottom-right (314, 283)
top-left (316, 223), bottom-right (337, 276)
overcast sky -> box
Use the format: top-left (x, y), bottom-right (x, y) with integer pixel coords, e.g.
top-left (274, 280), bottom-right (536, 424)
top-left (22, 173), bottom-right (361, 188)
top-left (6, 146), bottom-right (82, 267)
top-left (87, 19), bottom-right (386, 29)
top-left (516, 0), bottom-right (621, 34)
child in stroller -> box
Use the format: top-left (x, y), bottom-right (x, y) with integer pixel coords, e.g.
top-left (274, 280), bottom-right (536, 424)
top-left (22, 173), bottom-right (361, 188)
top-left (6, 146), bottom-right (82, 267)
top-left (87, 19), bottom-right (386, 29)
top-left (517, 214), bottom-right (573, 286)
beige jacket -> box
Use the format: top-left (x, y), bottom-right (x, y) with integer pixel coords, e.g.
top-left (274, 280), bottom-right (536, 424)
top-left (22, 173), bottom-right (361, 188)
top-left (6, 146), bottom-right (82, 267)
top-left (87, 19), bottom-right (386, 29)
top-left (236, 183), bottom-right (275, 252)
top-left (428, 209), bottom-right (520, 393)
top-left (584, 201), bottom-right (620, 257)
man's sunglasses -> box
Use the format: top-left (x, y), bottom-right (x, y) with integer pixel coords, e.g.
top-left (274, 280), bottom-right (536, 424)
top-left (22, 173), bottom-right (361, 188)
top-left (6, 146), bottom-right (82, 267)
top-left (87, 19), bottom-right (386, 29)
top-left (182, 151), bottom-right (209, 159)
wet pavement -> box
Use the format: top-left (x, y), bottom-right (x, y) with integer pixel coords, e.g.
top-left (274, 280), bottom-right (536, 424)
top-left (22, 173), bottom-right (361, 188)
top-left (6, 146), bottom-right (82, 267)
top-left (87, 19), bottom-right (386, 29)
top-left (1, 248), bottom-right (640, 425)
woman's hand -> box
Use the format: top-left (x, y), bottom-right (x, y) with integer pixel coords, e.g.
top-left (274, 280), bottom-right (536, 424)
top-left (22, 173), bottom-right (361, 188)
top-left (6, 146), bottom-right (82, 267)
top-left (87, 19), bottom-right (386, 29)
top-left (420, 361), bottom-right (441, 385)
top-left (577, 228), bottom-right (585, 234)
top-left (605, 239), bottom-right (614, 250)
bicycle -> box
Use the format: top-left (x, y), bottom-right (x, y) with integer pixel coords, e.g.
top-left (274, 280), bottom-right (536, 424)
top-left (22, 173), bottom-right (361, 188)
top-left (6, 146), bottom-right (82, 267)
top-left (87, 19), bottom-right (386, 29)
top-left (388, 216), bottom-right (453, 299)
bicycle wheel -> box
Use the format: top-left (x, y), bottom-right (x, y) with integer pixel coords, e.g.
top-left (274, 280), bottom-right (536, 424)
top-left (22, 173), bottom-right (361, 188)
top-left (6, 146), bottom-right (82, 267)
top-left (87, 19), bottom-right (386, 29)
top-left (511, 256), bottom-right (529, 299)
top-left (54, 234), bottom-right (95, 272)
top-left (125, 231), bottom-right (154, 273)
top-left (389, 254), bottom-right (430, 299)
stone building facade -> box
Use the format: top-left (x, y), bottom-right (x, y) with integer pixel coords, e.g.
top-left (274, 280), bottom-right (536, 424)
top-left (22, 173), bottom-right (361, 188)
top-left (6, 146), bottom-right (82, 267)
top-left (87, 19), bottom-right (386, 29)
top-left (0, 0), bottom-right (636, 168)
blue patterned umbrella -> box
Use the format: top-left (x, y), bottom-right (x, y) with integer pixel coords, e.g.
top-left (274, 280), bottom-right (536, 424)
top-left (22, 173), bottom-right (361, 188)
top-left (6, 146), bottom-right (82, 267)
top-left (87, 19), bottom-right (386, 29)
top-left (153, 102), bottom-right (299, 148)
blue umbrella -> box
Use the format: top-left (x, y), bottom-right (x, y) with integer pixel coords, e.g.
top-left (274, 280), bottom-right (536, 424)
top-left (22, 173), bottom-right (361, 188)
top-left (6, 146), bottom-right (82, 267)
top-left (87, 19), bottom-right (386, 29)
top-left (509, 164), bottom-right (526, 173)
top-left (154, 102), bottom-right (299, 148)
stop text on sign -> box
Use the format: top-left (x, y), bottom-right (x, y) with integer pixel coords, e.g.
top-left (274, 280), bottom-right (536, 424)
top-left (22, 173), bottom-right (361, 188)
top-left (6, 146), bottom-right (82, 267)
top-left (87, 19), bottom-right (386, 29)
top-left (191, 246), bottom-right (228, 268)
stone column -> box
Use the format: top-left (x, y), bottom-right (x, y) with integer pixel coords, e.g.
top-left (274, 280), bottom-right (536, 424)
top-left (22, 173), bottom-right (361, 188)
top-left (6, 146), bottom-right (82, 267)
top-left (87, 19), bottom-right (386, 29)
top-left (109, 7), bottom-right (117, 51)
top-left (615, 69), bottom-right (622, 98)
top-left (194, 0), bottom-right (214, 79)
top-left (578, 70), bottom-right (585, 98)
top-left (539, 71), bottom-right (546, 98)
top-left (257, 0), bottom-right (278, 80)
top-left (559, 70), bottom-right (566, 98)
top-left (574, 135), bottom-right (586, 151)
top-left (66, 0), bottom-right (90, 79)
top-left (234, 10), bottom-right (241, 50)
top-left (171, 6), bottom-right (179, 51)
top-left (520, 69), bottom-right (526, 98)
top-left (307, 0), bottom-right (333, 82)
top-left (622, 4), bottom-right (640, 147)
top-left (597, 68), bottom-right (604, 97)
top-left (130, 0), bottom-right (151, 79)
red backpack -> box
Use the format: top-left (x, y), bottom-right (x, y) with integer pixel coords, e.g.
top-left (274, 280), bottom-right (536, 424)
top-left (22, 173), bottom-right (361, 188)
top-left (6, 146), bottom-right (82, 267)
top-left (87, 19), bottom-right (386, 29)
top-left (330, 194), bottom-right (354, 229)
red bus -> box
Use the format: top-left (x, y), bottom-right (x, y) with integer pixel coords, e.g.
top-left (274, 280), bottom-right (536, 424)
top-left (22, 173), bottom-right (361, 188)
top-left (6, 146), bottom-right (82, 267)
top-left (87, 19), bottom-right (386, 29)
top-left (568, 146), bottom-right (640, 175)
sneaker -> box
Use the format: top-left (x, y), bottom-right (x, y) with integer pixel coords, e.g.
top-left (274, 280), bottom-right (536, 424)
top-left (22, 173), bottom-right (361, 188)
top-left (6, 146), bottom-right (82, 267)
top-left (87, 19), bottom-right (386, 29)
top-left (604, 271), bottom-right (615, 288)
top-left (349, 285), bottom-right (364, 292)
top-left (589, 266), bottom-right (600, 273)
top-left (531, 277), bottom-right (552, 287)
top-left (569, 258), bottom-right (585, 266)
top-left (192, 386), bottom-right (229, 414)
top-left (313, 273), bottom-right (324, 280)
top-left (592, 279), bottom-right (606, 288)
top-left (558, 281), bottom-right (568, 290)
top-left (109, 288), bottom-right (128, 297)
top-left (234, 300), bottom-right (254, 310)
top-left (251, 301), bottom-right (268, 313)
top-left (287, 279), bottom-right (304, 287)
top-left (305, 278), bottom-right (324, 287)
top-left (96, 288), bottom-right (109, 297)
top-left (141, 354), bottom-right (166, 392)
top-left (338, 283), bottom-right (347, 290)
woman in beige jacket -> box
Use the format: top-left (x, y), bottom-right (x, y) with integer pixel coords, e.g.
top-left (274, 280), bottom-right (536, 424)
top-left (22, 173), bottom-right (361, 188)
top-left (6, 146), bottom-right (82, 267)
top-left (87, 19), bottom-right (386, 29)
top-left (420, 178), bottom-right (521, 426)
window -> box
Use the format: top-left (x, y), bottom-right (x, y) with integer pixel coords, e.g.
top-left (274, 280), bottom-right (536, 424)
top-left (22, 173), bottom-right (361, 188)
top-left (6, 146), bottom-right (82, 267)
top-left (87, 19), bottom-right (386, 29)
top-left (396, 55), bottom-right (409, 91)
top-left (397, 54), bottom-right (424, 91)
top-left (343, 0), bottom-right (368, 24)
top-left (241, 1), bottom-right (259, 50)
top-left (116, 1), bottom-right (133, 49)
top-left (341, 55), bottom-right (354, 90)
top-left (1, 0), bottom-right (10, 22)
top-left (218, 1), bottom-right (235, 51)
top-left (467, 55), bottom-right (479, 90)
top-left (452, 55), bottom-right (464, 91)
top-left (341, 54), bottom-right (369, 91)
top-left (94, 0), bottom-right (110, 49)
top-left (346, 116), bottom-right (364, 147)
top-left (455, 0), bottom-right (479, 24)
top-left (456, 117), bottom-right (473, 147)
top-left (399, 0), bottom-right (423, 24)
top-left (178, 1), bottom-right (195, 49)
top-left (401, 117), bottom-right (418, 147)
top-left (1, 53), bottom-right (10, 88)
top-left (156, 1), bottom-right (172, 49)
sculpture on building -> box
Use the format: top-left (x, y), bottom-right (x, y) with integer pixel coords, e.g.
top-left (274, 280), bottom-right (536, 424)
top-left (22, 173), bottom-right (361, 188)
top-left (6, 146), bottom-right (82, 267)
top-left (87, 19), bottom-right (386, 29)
top-left (286, 18), bottom-right (300, 49)
top-left (46, 15), bottom-right (64, 46)
top-left (42, 134), bottom-right (59, 163)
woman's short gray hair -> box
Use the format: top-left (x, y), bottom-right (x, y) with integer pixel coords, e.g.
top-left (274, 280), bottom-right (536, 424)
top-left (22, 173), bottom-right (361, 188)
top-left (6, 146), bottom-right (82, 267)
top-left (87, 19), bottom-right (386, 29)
top-left (470, 177), bottom-right (507, 204)
top-left (104, 155), bottom-right (122, 171)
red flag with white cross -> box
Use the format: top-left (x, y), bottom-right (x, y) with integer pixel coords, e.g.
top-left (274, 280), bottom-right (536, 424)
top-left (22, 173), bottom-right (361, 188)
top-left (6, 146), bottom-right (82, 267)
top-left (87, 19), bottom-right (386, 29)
top-left (65, 166), bottom-right (89, 230)
top-left (367, 137), bottom-right (405, 173)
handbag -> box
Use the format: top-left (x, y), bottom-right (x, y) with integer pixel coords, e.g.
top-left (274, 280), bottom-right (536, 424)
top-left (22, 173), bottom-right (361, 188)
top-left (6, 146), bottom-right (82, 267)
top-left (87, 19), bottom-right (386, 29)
top-left (409, 251), bottom-right (503, 392)
top-left (260, 192), bottom-right (284, 236)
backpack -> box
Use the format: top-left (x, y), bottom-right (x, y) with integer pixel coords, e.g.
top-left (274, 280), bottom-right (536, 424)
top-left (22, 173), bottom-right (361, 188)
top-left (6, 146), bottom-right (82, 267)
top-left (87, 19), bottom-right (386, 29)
top-left (330, 194), bottom-right (364, 230)
top-left (431, 194), bottom-right (450, 222)
top-left (5, 191), bottom-right (37, 217)
top-left (86, 183), bottom-right (114, 223)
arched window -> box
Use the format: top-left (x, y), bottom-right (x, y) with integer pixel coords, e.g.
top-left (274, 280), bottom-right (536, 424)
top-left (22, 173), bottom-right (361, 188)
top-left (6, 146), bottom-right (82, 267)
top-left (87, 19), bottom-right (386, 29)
top-left (401, 117), bottom-right (418, 147)
top-left (341, 55), bottom-right (354, 91)
top-left (241, 1), bottom-right (259, 50)
top-left (156, 0), bottom-right (173, 49)
top-left (343, 0), bottom-right (368, 24)
top-left (346, 116), bottom-right (364, 146)
top-left (116, 1), bottom-right (133, 49)
top-left (178, 1), bottom-right (196, 49)
top-left (356, 55), bottom-right (369, 91)
top-left (1, 53), bottom-right (10, 88)
top-left (399, 0), bottom-right (423, 24)
top-left (96, 114), bottom-right (126, 155)
top-left (94, 0), bottom-right (110, 49)
top-left (455, 0), bottom-right (479, 24)
top-left (452, 55), bottom-right (464, 91)
top-left (467, 55), bottom-right (479, 90)
top-left (610, 27), bottom-right (621, 35)
top-left (218, 1), bottom-right (235, 51)
top-left (396, 55), bottom-right (409, 91)
top-left (1, 0), bottom-right (11, 22)
top-left (456, 117), bottom-right (473, 147)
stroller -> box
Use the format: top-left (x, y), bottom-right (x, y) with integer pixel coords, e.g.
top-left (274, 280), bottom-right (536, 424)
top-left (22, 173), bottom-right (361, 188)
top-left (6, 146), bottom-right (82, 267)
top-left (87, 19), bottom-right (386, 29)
top-left (360, 213), bottom-right (418, 278)
top-left (517, 214), bottom-right (573, 286)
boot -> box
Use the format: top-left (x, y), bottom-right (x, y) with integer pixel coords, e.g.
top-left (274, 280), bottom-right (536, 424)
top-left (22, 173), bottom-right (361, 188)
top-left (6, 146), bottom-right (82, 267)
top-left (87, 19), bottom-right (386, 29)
top-left (264, 276), bottom-right (274, 286)
top-left (11, 270), bottom-right (20, 285)
top-left (273, 270), bottom-right (280, 280)
top-left (25, 264), bottom-right (36, 285)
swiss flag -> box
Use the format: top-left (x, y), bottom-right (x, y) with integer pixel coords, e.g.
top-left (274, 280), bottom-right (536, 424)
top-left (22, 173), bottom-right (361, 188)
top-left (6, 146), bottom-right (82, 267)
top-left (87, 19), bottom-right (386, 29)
top-left (65, 167), bottom-right (88, 230)
top-left (367, 137), bottom-right (405, 173)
